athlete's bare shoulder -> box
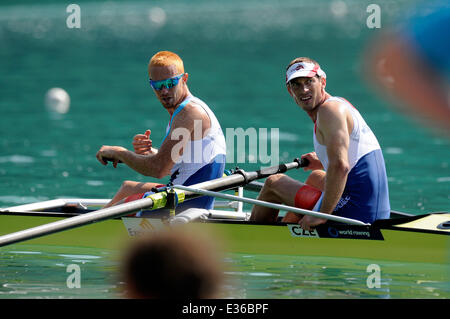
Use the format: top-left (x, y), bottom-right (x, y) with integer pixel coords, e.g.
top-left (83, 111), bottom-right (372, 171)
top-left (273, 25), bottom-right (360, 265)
top-left (181, 100), bottom-right (209, 120)
top-left (317, 98), bottom-right (347, 121)
top-left (317, 97), bottom-right (353, 135)
top-left (171, 100), bottom-right (210, 132)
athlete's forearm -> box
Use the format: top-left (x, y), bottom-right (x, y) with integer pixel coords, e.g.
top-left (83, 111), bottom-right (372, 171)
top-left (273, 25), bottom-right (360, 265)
top-left (116, 148), bottom-right (170, 178)
top-left (320, 161), bottom-right (349, 214)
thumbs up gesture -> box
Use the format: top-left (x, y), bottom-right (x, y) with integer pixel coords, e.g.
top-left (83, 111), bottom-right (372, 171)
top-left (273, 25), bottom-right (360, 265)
top-left (132, 129), bottom-right (153, 155)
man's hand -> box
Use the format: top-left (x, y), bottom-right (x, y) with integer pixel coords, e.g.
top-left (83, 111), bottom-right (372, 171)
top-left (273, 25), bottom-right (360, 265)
top-left (301, 152), bottom-right (324, 171)
top-left (298, 215), bottom-right (327, 231)
top-left (96, 145), bottom-right (126, 168)
top-left (132, 130), bottom-right (153, 155)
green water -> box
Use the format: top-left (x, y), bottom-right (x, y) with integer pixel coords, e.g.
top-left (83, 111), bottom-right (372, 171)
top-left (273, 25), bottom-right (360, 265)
top-left (0, 0), bottom-right (449, 299)
top-left (1, 246), bottom-right (449, 299)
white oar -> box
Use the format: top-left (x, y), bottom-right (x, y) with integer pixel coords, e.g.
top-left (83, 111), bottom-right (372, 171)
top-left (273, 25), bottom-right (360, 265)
top-left (0, 197), bottom-right (155, 247)
top-left (173, 185), bottom-right (370, 226)
top-left (0, 159), bottom-right (309, 247)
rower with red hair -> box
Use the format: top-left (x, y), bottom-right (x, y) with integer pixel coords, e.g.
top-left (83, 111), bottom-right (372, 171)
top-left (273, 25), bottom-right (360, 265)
top-left (96, 51), bottom-right (226, 212)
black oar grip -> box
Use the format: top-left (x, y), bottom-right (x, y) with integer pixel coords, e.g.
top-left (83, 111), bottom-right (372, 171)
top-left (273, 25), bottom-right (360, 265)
top-left (295, 157), bottom-right (309, 168)
top-left (256, 157), bottom-right (309, 179)
top-left (257, 165), bottom-right (288, 178)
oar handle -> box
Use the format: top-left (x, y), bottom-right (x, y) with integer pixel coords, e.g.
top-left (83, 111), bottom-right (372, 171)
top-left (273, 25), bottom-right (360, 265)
top-left (297, 157), bottom-right (310, 168)
top-left (256, 157), bottom-right (309, 179)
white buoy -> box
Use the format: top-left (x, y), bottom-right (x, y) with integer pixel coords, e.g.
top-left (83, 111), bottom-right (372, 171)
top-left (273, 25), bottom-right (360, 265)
top-left (45, 88), bottom-right (70, 114)
top-left (148, 7), bottom-right (166, 26)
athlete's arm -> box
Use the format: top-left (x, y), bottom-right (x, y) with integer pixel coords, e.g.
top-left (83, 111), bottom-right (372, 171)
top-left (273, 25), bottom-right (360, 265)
top-left (96, 103), bottom-right (209, 178)
top-left (317, 102), bottom-right (350, 214)
top-left (298, 102), bottom-right (351, 231)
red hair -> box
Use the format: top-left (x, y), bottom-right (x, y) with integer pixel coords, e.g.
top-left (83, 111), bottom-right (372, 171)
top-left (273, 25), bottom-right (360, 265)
top-left (148, 51), bottom-right (185, 74)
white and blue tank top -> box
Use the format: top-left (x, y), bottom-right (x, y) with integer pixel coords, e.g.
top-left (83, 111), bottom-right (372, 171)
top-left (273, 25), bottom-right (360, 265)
top-left (163, 95), bottom-right (226, 186)
top-left (313, 96), bottom-right (390, 223)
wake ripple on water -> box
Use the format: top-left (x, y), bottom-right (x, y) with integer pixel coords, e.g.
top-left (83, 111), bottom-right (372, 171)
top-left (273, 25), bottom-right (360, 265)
top-left (0, 155), bottom-right (35, 164)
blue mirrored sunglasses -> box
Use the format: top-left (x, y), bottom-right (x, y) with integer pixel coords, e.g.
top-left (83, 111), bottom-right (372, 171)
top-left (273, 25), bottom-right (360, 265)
top-left (149, 73), bottom-right (184, 90)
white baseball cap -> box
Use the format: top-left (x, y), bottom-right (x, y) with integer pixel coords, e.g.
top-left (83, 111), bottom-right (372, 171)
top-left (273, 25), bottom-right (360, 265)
top-left (285, 62), bottom-right (326, 83)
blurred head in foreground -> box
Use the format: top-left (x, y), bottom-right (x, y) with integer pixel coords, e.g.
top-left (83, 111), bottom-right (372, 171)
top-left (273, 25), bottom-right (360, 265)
top-left (121, 229), bottom-right (224, 299)
top-left (364, 1), bottom-right (449, 136)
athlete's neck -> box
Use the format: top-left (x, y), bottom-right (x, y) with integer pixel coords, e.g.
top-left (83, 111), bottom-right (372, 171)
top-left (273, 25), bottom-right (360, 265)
top-left (308, 92), bottom-right (331, 123)
top-left (167, 90), bottom-right (192, 116)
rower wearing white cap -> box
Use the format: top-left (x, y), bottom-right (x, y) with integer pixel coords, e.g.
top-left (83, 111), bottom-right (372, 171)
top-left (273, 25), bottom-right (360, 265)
top-left (250, 57), bottom-right (390, 230)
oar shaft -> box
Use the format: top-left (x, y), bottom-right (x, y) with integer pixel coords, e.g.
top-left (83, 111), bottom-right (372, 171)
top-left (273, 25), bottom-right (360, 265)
top-left (0, 197), bottom-right (155, 247)
top-left (0, 177), bottom-right (247, 248)
top-left (0, 160), bottom-right (306, 247)
top-left (174, 159), bottom-right (308, 195)
top-left (173, 185), bottom-right (369, 226)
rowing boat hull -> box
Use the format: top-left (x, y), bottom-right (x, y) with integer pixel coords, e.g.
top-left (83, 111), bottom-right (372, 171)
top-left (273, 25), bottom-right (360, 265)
top-left (207, 222), bottom-right (449, 264)
top-left (1, 214), bottom-right (448, 265)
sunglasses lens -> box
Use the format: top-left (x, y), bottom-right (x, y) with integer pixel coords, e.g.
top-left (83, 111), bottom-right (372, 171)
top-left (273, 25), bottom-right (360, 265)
top-left (168, 78), bottom-right (178, 88)
top-left (150, 74), bottom-right (183, 90)
top-left (150, 81), bottom-right (164, 90)
top-left (156, 82), bottom-right (167, 90)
